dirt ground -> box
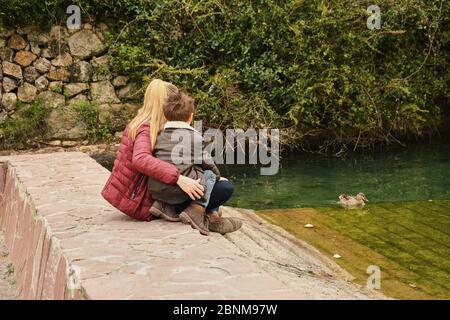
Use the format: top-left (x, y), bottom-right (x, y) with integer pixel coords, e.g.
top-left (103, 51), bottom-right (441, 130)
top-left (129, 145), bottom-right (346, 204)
top-left (0, 233), bottom-right (18, 300)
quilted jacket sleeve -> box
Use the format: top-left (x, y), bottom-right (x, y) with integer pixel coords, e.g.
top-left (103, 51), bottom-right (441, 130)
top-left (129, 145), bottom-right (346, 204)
top-left (132, 124), bottom-right (180, 185)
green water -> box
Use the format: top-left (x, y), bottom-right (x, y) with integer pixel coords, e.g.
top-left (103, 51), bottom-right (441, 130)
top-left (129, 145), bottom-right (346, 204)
top-left (219, 140), bottom-right (450, 209)
top-left (219, 140), bottom-right (450, 299)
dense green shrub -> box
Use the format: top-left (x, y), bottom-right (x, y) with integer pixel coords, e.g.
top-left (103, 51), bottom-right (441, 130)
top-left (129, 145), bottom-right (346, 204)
top-left (1, 0), bottom-right (448, 151)
top-left (73, 101), bottom-right (110, 142)
top-left (0, 100), bottom-right (49, 149)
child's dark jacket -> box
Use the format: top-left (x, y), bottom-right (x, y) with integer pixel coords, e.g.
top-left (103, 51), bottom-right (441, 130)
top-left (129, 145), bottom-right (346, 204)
top-left (147, 121), bottom-right (220, 204)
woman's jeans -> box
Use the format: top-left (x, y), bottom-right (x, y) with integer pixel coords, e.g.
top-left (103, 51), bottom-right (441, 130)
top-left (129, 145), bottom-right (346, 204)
top-left (174, 179), bottom-right (234, 214)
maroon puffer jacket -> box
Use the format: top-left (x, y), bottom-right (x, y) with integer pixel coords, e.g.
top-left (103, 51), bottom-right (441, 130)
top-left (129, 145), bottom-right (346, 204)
top-left (101, 123), bottom-right (180, 221)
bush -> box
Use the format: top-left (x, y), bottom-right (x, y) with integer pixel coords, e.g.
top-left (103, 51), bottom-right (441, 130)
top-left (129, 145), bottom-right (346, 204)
top-left (0, 100), bottom-right (49, 149)
top-left (1, 0), bottom-right (449, 151)
top-left (73, 101), bottom-right (110, 142)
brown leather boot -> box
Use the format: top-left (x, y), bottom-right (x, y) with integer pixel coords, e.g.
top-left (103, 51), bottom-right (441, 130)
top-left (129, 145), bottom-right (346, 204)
top-left (179, 203), bottom-right (209, 236)
top-left (206, 216), bottom-right (242, 235)
top-left (149, 201), bottom-right (180, 222)
top-left (206, 207), bottom-right (223, 218)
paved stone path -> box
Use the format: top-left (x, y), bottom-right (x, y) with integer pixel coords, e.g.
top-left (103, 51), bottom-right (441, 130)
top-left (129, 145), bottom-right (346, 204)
top-left (0, 152), bottom-right (380, 299)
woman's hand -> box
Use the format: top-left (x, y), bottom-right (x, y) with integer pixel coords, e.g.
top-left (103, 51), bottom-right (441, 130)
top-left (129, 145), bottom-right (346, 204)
top-left (177, 175), bottom-right (205, 200)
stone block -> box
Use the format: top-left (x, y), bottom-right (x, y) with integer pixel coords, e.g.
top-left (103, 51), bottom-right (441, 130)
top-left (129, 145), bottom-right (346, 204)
top-left (14, 50), bottom-right (37, 67)
top-left (68, 30), bottom-right (105, 60)
top-left (2, 61), bottom-right (22, 80)
top-left (17, 83), bottom-right (38, 103)
top-left (8, 34), bottom-right (27, 50)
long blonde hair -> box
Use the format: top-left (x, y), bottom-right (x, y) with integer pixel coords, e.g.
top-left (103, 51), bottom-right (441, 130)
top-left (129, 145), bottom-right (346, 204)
top-left (128, 79), bottom-right (178, 148)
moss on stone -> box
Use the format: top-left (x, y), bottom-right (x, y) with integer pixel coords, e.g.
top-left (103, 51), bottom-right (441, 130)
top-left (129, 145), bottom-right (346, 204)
top-left (257, 200), bottom-right (450, 299)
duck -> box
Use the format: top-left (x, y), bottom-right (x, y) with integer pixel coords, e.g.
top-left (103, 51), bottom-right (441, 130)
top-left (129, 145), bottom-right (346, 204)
top-left (338, 192), bottom-right (368, 208)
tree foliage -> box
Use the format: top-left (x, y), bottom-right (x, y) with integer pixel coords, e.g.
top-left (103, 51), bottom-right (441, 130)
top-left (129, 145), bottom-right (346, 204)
top-left (1, 0), bottom-right (449, 151)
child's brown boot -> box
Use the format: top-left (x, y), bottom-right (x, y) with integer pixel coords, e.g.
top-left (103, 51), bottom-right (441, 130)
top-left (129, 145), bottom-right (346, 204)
top-left (180, 203), bottom-right (209, 236)
top-left (206, 216), bottom-right (242, 235)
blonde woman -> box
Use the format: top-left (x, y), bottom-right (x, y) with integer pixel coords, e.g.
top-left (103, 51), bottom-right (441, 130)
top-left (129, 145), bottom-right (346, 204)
top-left (101, 79), bottom-right (238, 234)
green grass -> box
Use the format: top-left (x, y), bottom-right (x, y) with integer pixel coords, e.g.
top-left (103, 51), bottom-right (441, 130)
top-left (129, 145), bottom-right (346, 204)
top-left (257, 200), bottom-right (450, 300)
top-left (5, 263), bottom-right (14, 276)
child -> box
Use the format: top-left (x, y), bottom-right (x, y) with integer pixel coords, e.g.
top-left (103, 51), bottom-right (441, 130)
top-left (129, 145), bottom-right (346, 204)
top-left (148, 90), bottom-right (223, 235)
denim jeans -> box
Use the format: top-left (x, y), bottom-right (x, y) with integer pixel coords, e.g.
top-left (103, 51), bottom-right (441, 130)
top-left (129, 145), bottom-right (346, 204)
top-left (174, 179), bottom-right (234, 214)
top-left (195, 170), bottom-right (216, 208)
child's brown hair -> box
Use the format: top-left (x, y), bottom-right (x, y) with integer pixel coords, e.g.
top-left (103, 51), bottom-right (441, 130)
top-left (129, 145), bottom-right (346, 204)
top-left (163, 89), bottom-right (195, 122)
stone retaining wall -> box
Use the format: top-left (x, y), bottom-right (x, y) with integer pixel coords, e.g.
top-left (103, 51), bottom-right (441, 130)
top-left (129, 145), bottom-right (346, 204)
top-left (0, 24), bottom-right (138, 145)
top-left (0, 157), bottom-right (83, 299)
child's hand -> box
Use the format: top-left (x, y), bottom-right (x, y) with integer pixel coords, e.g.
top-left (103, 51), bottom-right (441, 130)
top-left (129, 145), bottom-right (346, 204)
top-left (219, 177), bottom-right (228, 181)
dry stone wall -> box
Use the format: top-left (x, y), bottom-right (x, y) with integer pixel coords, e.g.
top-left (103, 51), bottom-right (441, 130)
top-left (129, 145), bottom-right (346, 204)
top-left (0, 23), bottom-right (139, 145)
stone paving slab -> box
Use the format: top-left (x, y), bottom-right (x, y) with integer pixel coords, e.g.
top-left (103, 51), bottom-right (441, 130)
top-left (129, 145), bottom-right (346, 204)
top-left (0, 152), bottom-right (312, 299)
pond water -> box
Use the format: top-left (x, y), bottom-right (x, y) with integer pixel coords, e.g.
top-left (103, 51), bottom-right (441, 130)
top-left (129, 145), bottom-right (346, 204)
top-left (218, 140), bottom-right (450, 299)
top-left (219, 140), bottom-right (450, 209)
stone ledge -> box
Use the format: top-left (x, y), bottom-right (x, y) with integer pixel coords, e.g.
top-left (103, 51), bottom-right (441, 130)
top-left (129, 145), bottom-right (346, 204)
top-left (0, 151), bottom-right (381, 300)
top-left (0, 152), bottom-right (309, 299)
